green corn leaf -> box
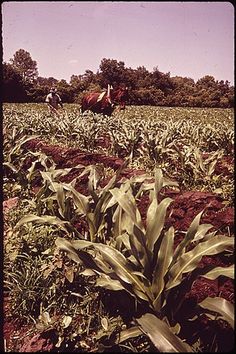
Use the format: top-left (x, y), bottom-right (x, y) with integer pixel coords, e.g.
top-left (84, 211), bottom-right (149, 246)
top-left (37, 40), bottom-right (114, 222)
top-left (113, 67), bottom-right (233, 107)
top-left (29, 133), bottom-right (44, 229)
top-left (20, 134), bottom-right (40, 146)
top-left (48, 181), bottom-right (62, 194)
top-left (101, 174), bottom-right (117, 192)
top-left (129, 230), bottom-right (147, 270)
top-left (200, 230), bottom-right (217, 242)
top-left (91, 243), bottom-right (153, 302)
top-left (136, 177), bottom-right (178, 199)
top-left (26, 160), bottom-right (39, 182)
top-left (91, 175), bottom-right (126, 236)
top-left (3, 161), bottom-right (18, 173)
top-left (40, 171), bottom-right (55, 185)
top-left (96, 274), bottom-right (124, 291)
top-left (92, 192), bottom-right (113, 234)
top-left (112, 205), bottom-right (125, 237)
top-left (154, 168), bottom-right (163, 196)
top-left (194, 147), bottom-right (204, 172)
top-left (87, 166), bottom-right (101, 203)
top-left (198, 297), bottom-right (234, 329)
top-left (166, 235), bottom-right (234, 290)
top-left (171, 210), bottom-right (205, 266)
top-left (115, 326), bottom-right (143, 344)
top-left (101, 157), bottom-right (129, 192)
top-left (146, 196), bottom-right (173, 252)
top-left (64, 184), bottom-right (89, 215)
top-left (80, 269), bottom-right (96, 276)
top-left (54, 183), bottom-right (66, 218)
top-left (75, 248), bottom-right (113, 274)
top-left (202, 265), bottom-right (234, 280)
top-left (56, 238), bottom-right (104, 271)
top-left (126, 186), bottom-right (143, 227)
top-left (115, 232), bottom-right (131, 252)
top-left (136, 313), bottom-right (193, 352)
top-left (50, 166), bottom-right (79, 179)
top-left (109, 187), bottom-right (143, 231)
top-left (9, 135), bottom-right (40, 160)
top-left (56, 237), bottom-right (92, 252)
top-left (129, 174), bottom-right (152, 184)
top-left (15, 214), bottom-right (70, 234)
top-left (207, 159), bottom-right (218, 176)
top-left (132, 287), bottom-right (150, 302)
top-left (192, 223), bottom-right (214, 242)
top-left (164, 264), bottom-right (227, 318)
top-left (152, 227), bottom-right (175, 310)
top-left (67, 239), bottom-right (135, 277)
top-left (131, 224), bottom-right (152, 277)
top-left (94, 244), bottom-right (141, 284)
top-left (57, 238), bottom-right (150, 301)
top-left (85, 212), bottom-right (97, 241)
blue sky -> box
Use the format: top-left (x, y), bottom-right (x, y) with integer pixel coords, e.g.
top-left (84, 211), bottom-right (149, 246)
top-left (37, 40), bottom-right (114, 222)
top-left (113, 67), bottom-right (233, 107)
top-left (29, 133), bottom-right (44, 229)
top-left (2, 1), bottom-right (234, 84)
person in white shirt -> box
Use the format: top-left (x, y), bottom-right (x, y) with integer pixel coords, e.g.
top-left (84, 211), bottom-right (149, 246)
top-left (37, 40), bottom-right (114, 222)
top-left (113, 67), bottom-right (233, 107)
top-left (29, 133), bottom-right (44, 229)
top-left (45, 87), bottom-right (63, 116)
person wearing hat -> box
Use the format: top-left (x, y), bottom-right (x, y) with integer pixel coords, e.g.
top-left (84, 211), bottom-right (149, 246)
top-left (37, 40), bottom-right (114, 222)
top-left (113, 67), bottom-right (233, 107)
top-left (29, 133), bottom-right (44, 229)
top-left (45, 87), bottom-right (63, 116)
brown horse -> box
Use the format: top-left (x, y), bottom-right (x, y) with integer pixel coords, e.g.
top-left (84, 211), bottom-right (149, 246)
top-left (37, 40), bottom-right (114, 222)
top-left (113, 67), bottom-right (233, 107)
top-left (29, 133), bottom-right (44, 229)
top-left (81, 85), bottom-right (128, 116)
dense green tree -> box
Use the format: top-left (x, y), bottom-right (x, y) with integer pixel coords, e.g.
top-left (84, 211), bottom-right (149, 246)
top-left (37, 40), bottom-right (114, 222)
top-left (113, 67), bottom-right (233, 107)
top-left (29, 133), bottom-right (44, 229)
top-left (169, 76), bottom-right (195, 106)
top-left (196, 75), bottom-right (216, 89)
top-left (152, 68), bottom-right (174, 94)
top-left (226, 86), bottom-right (234, 107)
top-left (134, 66), bottom-right (152, 89)
top-left (123, 67), bottom-right (137, 89)
top-left (26, 85), bottom-right (48, 103)
top-left (195, 76), bottom-right (232, 108)
top-left (98, 58), bottom-right (127, 88)
top-left (70, 74), bottom-right (85, 90)
top-left (132, 87), bottom-right (165, 106)
top-left (56, 79), bottom-right (74, 103)
top-left (36, 76), bottom-right (58, 88)
top-left (10, 49), bottom-right (39, 84)
top-left (82, 70), bottom-right (97, 86)
top-left (69, 74), bottom-right (87, 102)
top-left (2, 62), bottom-right (27, 102)
top-left (69, 72), bottom-right (101, 103)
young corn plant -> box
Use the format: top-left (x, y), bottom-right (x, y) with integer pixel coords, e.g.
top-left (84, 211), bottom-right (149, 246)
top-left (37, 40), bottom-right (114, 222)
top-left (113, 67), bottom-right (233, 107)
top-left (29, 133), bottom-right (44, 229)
top-left (55, 168), bottom-right (234, 351)
top-left (15, 158), bottom-right (131, 241)
top-left (142, 121), bottom-right (179, 171)
top-left (108, 122), bottom-right (144, 161)
top-left (172, 144), bottom-right (225, 190)
top-left (3, 134), bottom-right (42, 198)
top-left (76, 120), bottom-right (101, 152)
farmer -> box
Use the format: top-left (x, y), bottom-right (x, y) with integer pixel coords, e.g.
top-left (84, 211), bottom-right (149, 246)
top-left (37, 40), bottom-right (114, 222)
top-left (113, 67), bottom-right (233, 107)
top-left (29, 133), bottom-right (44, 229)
top-left (45, 87), bottom-right (63, 116)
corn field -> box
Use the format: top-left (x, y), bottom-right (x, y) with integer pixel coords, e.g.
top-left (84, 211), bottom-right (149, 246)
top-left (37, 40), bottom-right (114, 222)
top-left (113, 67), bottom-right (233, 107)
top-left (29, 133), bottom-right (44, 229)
top-left (3, 103), bottom-right (234, 352)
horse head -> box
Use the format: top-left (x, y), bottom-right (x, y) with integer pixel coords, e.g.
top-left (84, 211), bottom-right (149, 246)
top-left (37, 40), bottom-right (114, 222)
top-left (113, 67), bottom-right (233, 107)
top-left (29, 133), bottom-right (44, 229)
top-left (111, 86), bottom-right (129, 110)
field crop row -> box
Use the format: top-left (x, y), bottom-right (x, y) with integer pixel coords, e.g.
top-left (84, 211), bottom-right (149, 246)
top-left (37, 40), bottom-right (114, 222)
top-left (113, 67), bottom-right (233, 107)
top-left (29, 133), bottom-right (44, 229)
top-left (3, 104), bottom-right (234, 202)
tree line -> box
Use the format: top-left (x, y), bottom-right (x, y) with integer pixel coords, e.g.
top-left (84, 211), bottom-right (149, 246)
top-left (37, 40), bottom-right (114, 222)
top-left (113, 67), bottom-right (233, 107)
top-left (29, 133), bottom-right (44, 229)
top-left (2, 49), bottom-right (234, 108)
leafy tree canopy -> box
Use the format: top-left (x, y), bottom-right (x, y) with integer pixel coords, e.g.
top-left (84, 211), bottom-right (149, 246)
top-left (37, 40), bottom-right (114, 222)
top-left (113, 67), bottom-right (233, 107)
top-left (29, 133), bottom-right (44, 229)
top-left (3, 49), bottom-right (234, 108)
top-left (10, 49), bottom-right (39, 84)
